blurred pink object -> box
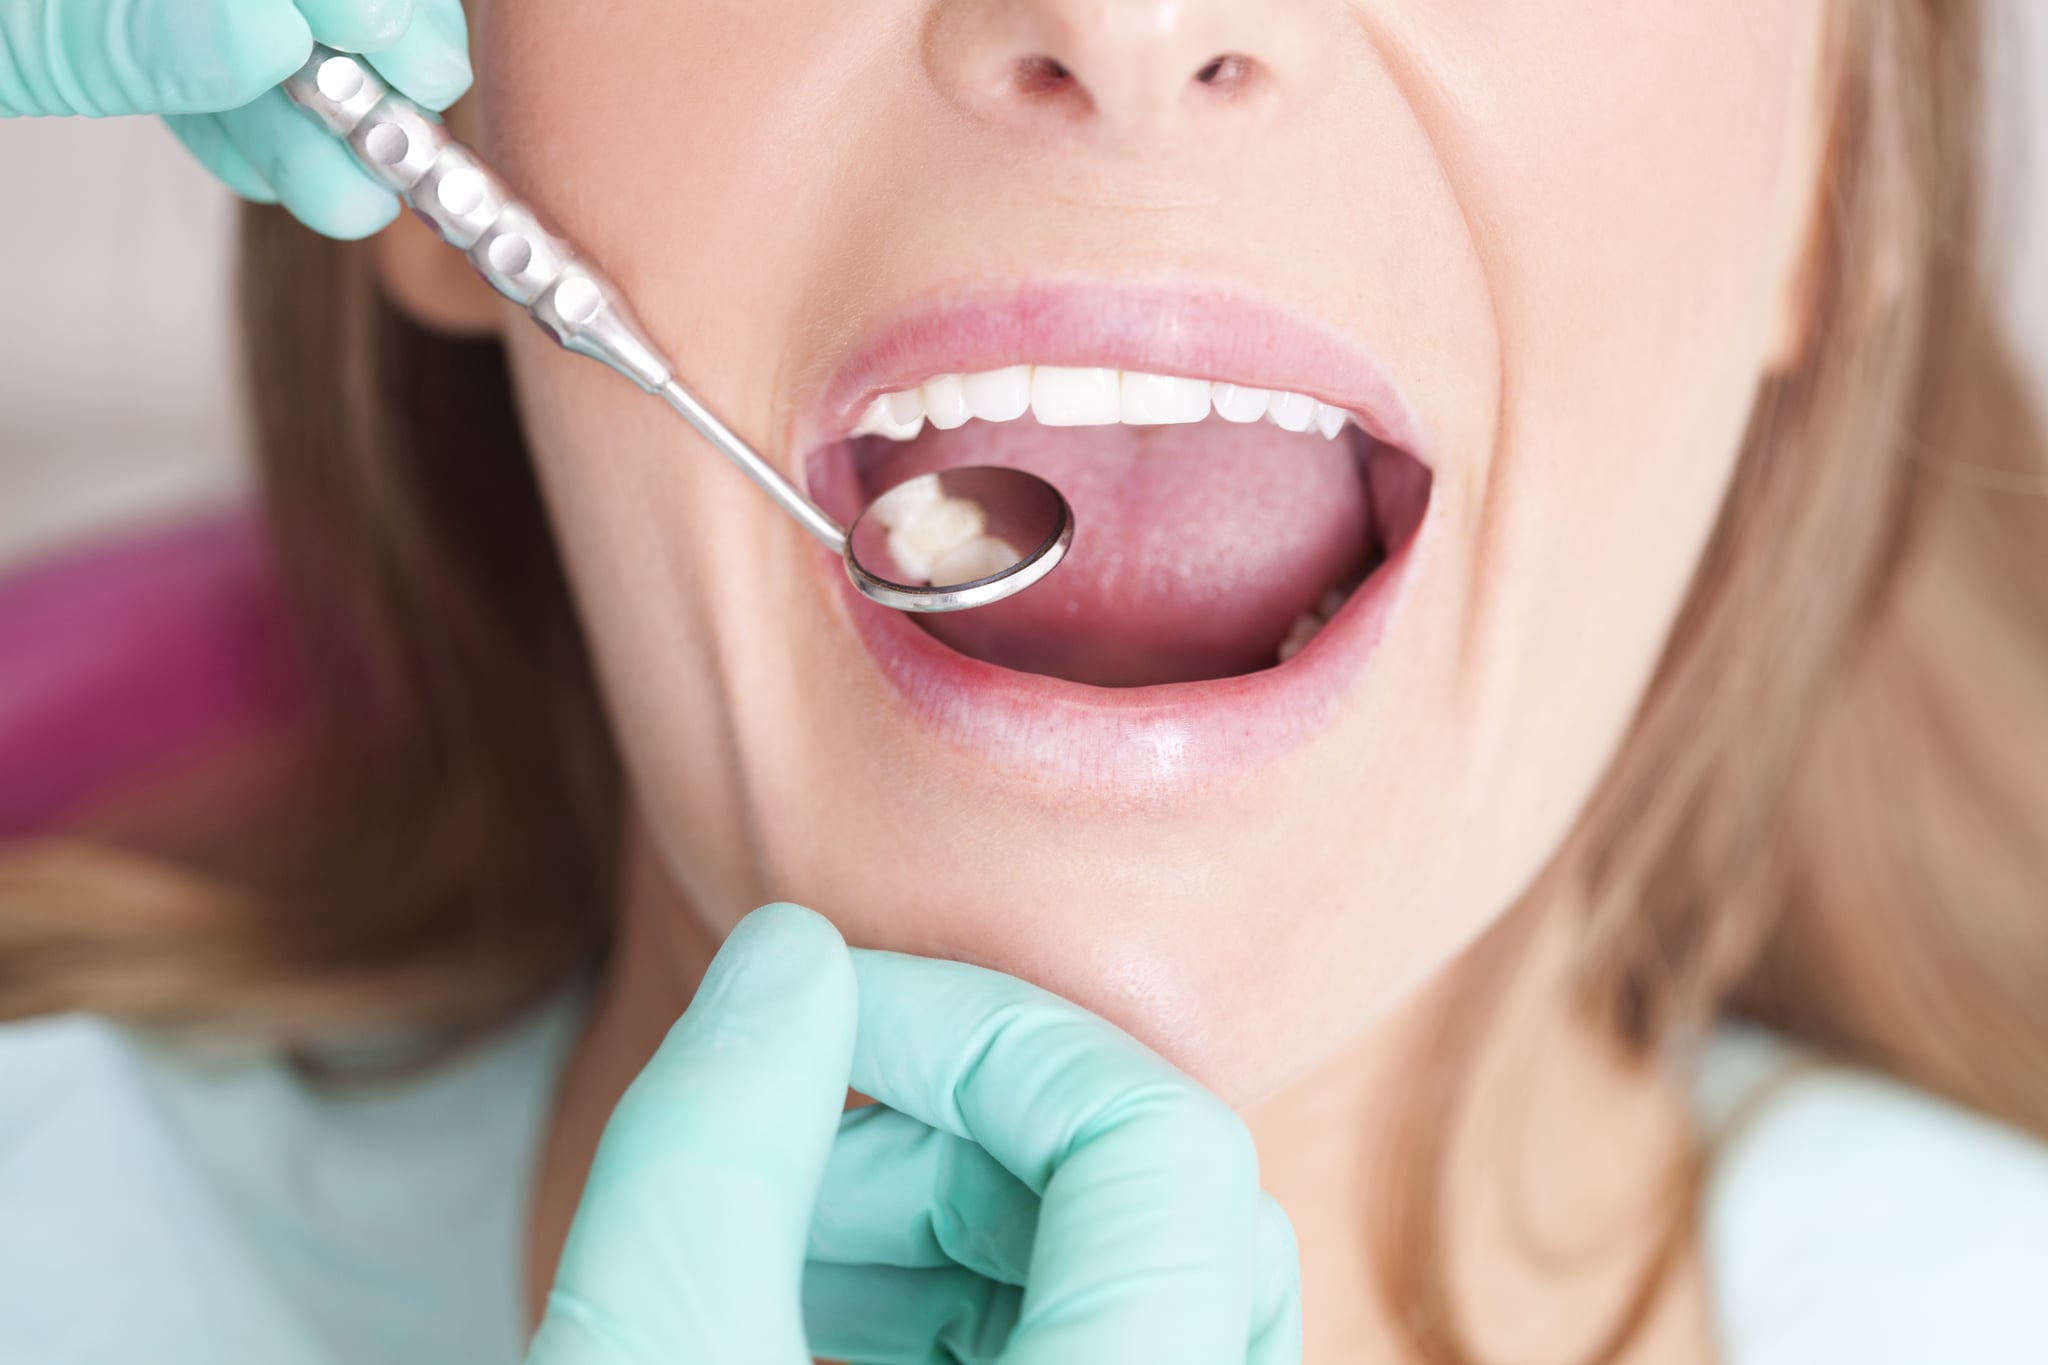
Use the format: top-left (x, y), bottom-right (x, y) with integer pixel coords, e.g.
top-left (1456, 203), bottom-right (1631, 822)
top-left (0, 510), bottom-right (299, 838)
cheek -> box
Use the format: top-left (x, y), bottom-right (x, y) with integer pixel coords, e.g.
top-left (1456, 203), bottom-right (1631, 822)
top-left (455, 0), bottom-right (1826, 1104)
top-left (470, 2), bottom-right (884, 338)
top-left (1400, 0), bottom-right (1827, 911)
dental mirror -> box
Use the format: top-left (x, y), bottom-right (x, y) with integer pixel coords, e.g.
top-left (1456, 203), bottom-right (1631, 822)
top-left (845, 466), bottom-right (1075, 612)
top-left (658, 387), bottom-right (1073, 613)
top-left (282, 45), bottom-right (1073, 615)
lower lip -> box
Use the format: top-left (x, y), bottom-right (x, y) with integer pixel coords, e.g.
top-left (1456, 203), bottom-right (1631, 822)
top-left (813, 513), bottom-right (1427, 804)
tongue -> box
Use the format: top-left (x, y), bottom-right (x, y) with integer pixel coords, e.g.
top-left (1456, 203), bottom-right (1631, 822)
top-left (860, 420), bottom-right (1373, 686)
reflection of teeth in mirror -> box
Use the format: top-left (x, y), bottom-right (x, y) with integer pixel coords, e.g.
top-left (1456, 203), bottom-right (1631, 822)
top-left (930, 535), bottom-right (1020, 586)
top-left (869, 472), bottom-right (943, 530)
top-left (849, 369), bottom-right (1360, 443)
top-left (884, 494), bottom-right (989, 584)
top-left (885, 529), bottom-right (933, 583)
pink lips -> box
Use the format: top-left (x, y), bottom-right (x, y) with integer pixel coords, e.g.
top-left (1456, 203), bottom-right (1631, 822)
top-left (792, 282), bottom-right (1427, 459)
top-left (795, 281), bottom-right (1434, 801)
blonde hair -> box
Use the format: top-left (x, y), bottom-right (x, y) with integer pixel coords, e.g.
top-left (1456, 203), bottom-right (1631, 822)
top-left (2, 1), bottom-right (2044, 1359)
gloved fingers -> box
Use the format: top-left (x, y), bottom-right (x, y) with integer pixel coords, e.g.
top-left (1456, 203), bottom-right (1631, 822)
top-left (163, 114), bottom-right (280, 204)
top-left (803, 1261), bottom-right (1024, 1365)
top-left (0, 0), bottom-right (310, 117)
top-left (1247, 1194), bottom-right (1305, 1365)
top-left (810, 1103), bottom-right (1039, 1286)
top-left (288, 0), bottom-right (412, 54)
top-left (358, 0), bottom-right (471, 111)
top-left (215, 86), bottom-right (398, 239)
top-left (290, 0), bottom-right (473, 111)
top-left (848, 950), bottom-right (1264, 1364)
top-left (525, 904), bottom-right (858, 1365)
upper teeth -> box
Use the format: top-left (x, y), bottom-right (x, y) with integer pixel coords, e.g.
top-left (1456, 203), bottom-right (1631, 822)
top-left (850, 367), bottom-right (1358, 442)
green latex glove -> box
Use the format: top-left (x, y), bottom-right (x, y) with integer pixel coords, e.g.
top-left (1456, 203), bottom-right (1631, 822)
top-left (526, 902), bottom-right (1304, 1365)
top-left (0, 0), bottom-right (471, 238)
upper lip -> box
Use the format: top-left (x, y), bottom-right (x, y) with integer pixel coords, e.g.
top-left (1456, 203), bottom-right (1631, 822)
top-left (788, 279), bottom-right (1430, 465)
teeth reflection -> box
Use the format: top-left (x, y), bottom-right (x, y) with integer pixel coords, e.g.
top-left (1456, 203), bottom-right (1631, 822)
top-left (868, 472), bottom-right (942, 529)
top-left (930, 535), bottom-right (1020, 585)
top-left (884, 491), bottom-right (988, 584)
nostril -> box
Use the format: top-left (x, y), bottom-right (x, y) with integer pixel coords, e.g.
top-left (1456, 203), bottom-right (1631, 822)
top-left (1015, 54), bottom-right (1077, 98)
top-left (1193, 53), bottom-right (1256, 93)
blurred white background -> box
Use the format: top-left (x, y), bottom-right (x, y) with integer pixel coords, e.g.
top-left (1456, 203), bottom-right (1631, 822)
top-left (3, 9), bottom-right (2047, 572)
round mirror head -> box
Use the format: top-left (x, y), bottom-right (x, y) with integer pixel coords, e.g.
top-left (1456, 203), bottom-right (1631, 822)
top-left (845, 466), bottom-right (1074, 613)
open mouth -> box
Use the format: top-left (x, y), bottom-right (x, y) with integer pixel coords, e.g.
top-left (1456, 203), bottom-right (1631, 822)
top-left (807, 365), bottom-right (1433, 689)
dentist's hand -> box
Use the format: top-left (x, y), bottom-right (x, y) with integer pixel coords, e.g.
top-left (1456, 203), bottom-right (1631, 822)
top-left (525, 902), bottom-right (1303, 1365)
top-left (0, 0), bottom-right (470, 238)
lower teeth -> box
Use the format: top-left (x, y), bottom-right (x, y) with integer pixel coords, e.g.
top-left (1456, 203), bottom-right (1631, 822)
top-left (1276, 585), bottom-right (1359, 664)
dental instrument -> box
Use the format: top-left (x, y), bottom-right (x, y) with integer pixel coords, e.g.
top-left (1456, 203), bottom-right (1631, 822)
top-left (281, 45), bottom-right (1071, 614)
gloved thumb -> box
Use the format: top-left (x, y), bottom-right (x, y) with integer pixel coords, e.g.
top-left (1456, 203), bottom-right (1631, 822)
top-left (525, 902), bottom-right (858, 1365)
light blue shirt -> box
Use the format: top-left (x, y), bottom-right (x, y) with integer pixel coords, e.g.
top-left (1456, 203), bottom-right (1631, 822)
top-left (1, 1001), bottom-right (2043, 1363)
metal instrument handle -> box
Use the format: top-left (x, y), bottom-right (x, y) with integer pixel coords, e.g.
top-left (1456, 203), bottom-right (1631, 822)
top-left (280, 47), bottom-right (848, 553)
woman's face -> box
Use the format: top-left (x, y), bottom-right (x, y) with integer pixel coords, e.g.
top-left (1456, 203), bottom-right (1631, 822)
top-left (464, 0), bottom-right (1828, 1104)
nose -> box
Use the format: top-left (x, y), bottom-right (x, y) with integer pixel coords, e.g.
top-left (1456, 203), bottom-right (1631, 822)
top-left (925, 0), bottom-right (1332, 144)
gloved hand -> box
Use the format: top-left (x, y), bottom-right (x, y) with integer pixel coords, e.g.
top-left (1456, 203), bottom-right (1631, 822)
top-left (525, 902), bottom-right (1304, 1365)
top-left (0, 0), bottom-right (471, 238)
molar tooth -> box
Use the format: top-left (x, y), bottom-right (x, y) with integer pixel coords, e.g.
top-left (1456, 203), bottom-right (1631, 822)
top-left (1277, 611), bottom-right (1324, 664)
top-left (899, 496), bottom-right (988, 563)
top-left (1031, 366), bottom-right (1120, 426)
top-left (886, 494), bottom-right (988, 583)
top-left (963, 366), bottom-right (1033, 423)
top-left (924, 374), bottom-right (971, 430)
top-left (885, 529), bottom-right (933, 583)
top-left (931, 535), bottom-right (1020, 586)
top-left (868, 472), bottom-right (943, 530)
top-left (1314, 402), bottom-right (1348, 440)
top-left (1121, 371), bottom-right (1213, 425)
top-left (1268, 391), bottom-right (1316, 433)
top-left (1212, 383), bottom-right (1271, 424)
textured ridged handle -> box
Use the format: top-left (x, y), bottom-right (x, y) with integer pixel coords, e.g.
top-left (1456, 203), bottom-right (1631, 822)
top-left (281, 46), bottom-right (674, 393)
